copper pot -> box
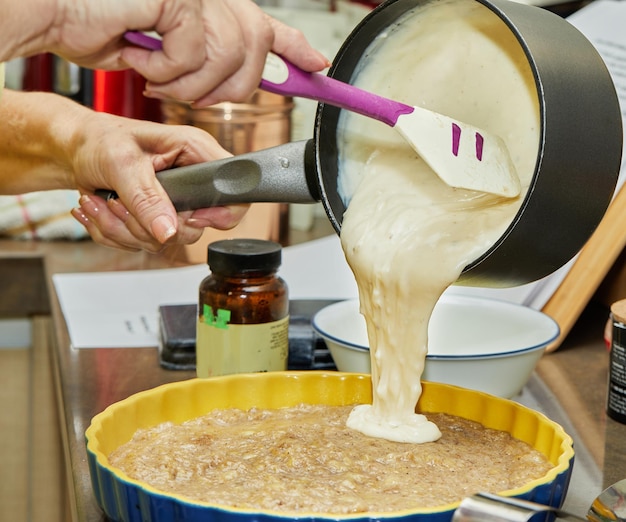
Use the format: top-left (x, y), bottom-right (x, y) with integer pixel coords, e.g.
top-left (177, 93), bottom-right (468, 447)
top-left (162, 92), bottom-right (293, 155)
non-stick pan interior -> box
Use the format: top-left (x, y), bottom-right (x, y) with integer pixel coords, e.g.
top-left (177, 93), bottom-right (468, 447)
top-left (314, 0), bottom-right (621, 287)
top-left (315, 0), bottom-right (424, 234)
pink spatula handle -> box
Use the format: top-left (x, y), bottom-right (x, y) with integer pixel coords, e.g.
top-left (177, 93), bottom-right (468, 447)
top-left (260, 53), bottom-right (414, 126)
top-left (124, 31), bottom-right (414, 126)
top-left (124, 30), bottom-right (163, 51)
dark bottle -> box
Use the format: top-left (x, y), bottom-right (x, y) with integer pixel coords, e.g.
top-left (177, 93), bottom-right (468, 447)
top-left (196, 239), bottom-right (289, 377)
top-left (608, 299), bottom-right (626, 424)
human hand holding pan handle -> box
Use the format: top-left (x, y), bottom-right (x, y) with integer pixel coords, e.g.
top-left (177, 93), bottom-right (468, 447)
top-left (96, 140), bottom-right (320, 210)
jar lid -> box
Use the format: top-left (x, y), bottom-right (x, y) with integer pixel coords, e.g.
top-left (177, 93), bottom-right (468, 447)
top-left (611, 299), bottom-right (626, 324)
top-left (207, 239), bottom-right (282, 275)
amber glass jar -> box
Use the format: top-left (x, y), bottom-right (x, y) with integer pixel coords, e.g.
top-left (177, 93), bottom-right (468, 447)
top-left (196, 239), bottom-right (289, 378)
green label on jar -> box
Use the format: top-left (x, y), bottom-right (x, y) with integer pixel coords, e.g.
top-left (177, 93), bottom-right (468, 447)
top-left (196, 316), bottom-right (289, 378)
top-left (201, 304), bottom-right (231, 329)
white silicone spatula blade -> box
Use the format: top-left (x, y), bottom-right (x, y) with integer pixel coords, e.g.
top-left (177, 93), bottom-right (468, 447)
top-left (395, 106), bottom-right (521, 197)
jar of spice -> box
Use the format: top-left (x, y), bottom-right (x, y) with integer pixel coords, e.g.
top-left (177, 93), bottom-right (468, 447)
top-left (196, 239), bottom-right (289, 377)
top-left (608, 299), bottom-right (626, 424)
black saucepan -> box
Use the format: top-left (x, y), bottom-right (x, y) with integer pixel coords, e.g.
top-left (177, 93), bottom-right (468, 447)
top-left (101, 0), bottom-right (622, 287)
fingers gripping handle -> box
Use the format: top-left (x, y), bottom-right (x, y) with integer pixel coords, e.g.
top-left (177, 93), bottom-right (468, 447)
top-left (96, 141), bottom-right (320, 210)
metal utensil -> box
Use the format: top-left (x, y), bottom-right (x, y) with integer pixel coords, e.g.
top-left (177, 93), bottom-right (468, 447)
top-left (453, 479), bottom-right (626, 522)
top-left (588, 478), bottom-right (626, 522)
top-left (124, 31), bottom-right (520, 198)
top-left (453, 492), bottom-right (587, 521)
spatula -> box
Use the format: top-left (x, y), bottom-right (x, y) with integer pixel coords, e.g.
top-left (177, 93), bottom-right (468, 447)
top-left (125, 31), bottom-right (521, 198)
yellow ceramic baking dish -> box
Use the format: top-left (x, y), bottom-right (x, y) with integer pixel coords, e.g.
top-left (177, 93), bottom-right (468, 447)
top-left (86, 371), bottom-right (574, 522)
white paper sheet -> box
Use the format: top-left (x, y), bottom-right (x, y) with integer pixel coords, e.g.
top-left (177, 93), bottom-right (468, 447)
top-left (52, 235), bottom-right (358, 348)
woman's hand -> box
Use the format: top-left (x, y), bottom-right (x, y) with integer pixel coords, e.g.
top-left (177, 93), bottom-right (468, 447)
top-left (73, 197), bottom-right (250, 253)
top-left (2, 0), bottom-right (204, 73)
top-left (127, 0), bottom-right (331, 107)
top-left (38, 0), bottom-right (328, 106)
top-left (0, 89), bottom-right (248, 253)
top-left (68, 110), bottom-right (249, 253)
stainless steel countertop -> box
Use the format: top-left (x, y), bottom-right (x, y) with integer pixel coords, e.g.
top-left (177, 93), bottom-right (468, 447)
top-left (1, 238), bottom-right (624, 521)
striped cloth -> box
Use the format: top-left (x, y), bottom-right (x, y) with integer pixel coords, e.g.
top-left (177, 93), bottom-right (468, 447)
top-left (1, 65), bottom-right (87, 240)
top-left (0, 190), bottom-right (88, 240)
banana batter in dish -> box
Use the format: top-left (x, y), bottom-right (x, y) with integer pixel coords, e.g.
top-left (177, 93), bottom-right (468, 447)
top-left (109, 404), bottom-right (552, 513)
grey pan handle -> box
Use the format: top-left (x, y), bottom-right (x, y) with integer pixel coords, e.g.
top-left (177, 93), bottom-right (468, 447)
top-left (96, 140), bottom-right (320, 211)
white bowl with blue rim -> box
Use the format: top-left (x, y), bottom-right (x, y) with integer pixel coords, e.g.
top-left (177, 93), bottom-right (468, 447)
top-left (312, 295), bottom-right (559, 398)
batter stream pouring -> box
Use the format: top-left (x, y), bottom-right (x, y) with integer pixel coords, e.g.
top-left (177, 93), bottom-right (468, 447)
top-left (338, 0), bottom-right (543, 441)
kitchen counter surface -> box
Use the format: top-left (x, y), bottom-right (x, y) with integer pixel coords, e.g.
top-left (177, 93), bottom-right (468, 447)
top-left (1, 237), bottom-right (624, 521)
